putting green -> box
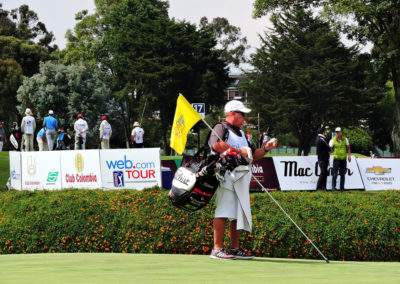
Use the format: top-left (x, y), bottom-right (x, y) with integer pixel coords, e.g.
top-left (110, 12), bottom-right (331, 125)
top-left (0, 253), bottom-right (399, 283)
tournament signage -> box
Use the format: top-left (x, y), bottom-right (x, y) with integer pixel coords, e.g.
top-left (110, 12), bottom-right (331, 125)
top-left (100, 148), bottom-right (161, 190)
top-left (357, 158), bottom-right (400, 191)
top-left (60, 150), bottom-right (102, 189)
top-left (9, 151), bottom-right (22, 190)
top-left (272, 156), bottom-right (363, 190)
top-left (250, 158), bottom-right (280, 190)
top-left (21, 151), bottom-right (62, 190)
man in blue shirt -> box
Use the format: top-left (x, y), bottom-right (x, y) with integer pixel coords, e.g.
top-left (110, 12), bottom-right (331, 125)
top-left (36, 128), bottom-right (48, 151)
top-left (43, 110), bottom-right (58, 151)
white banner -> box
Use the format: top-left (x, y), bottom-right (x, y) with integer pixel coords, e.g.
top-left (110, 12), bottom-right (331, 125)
top-left (21, 151), bottom-right (62, 190)
top-left (100, 148), bottom-right (161, 190)
top-left (9, 151), bottom-right (22, 190)
top-left (60, 150), bottom-right (102, 189)
top-left (357, 158), bottom-right (400, 191)
top-left (272, 156), bottom-right (364, 191)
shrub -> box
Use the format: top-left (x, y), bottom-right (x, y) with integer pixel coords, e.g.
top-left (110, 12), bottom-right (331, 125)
top-left (343, 127), bottom-right (373, 156)
top-left (0, 188), bottom-right (399, 261)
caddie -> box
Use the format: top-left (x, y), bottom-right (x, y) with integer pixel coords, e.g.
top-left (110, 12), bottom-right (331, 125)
top-left (99, 115), bottom-right (112, 149)
top-left (21, 108), bottom-right (36, 151)
top-left (74, 114), bottom-right (89, 150)
top-left (208, 100), bottom-right (277, 260)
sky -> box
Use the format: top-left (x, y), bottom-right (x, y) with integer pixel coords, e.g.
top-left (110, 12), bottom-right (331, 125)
top-left (1, 0), bottom-right (370, 72)
top-left (2, 0), bottom-right (271, 52)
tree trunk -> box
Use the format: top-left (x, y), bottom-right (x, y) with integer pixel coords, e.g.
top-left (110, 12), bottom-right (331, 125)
top-left (162, 131), bottom-right (169, 156)
top-left (392, 103), bottom-right (400, 156)
top-left (391, 66), bottom-right (400, 156)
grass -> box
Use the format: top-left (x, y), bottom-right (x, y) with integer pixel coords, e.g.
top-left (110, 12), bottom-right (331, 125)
top-left (0, 151), bottom-right (9, 190)
top-left (0, 253), bottom-right (399, 284)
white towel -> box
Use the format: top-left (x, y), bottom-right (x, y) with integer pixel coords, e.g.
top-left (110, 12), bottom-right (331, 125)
top-left (233, 146), bottom-right (253, 232)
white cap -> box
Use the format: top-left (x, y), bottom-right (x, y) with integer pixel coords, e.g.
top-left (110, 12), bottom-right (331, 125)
top-left (335, 127), bottom-right (342, 132)
top-left (224, 100), bottom-right (251, 114)
top-left (25, 108), bottom-right (32, 115)
top-left (49, 110), bottom-right (54, 115)
top-left (133, 121), bottom-right (140, 127)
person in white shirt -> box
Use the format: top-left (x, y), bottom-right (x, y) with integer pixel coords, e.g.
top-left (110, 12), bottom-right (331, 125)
top-left (131, 121), bottom-right (144, 148)
top-left (99, 115), bottom-right (112, 149)
top-left (21, 108), bottom-right (36, 151)
top-left (74, 114), bottom-right (89, 150)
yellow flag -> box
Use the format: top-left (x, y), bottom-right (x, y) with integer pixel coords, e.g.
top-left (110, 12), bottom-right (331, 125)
top-left (170, 94), bottom-right (202, 154)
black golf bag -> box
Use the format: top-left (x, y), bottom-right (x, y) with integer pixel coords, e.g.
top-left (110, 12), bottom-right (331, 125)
top-left (9, 122), bottom-right (22, 151)
top-left (168, 124), bottom-right (249, 211)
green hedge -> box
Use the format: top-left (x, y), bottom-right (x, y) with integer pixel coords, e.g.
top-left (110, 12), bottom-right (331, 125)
top-left (0, 188), bottom-right (399, 261)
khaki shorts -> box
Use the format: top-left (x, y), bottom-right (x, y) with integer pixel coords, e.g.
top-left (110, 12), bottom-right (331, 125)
top-left (214, 186), bottom-right (238, 220)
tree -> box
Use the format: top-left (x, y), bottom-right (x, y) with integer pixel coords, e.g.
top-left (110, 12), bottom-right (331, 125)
top-left (242, 8), bottom-right (378, 155)
top-left (0, 4), bottom-right (55, 124)
top-left (16, 62), bottom-right (118, 149)
top-left (252, 0), bottom-right (400, 155)
top-left (0, 58), bottom-right (23, 122)
top-left (0, 4), bottom-right (57, 51)
top-left (199, 17), bottom-right (250, 67)
top-left (63, 0), bottom-right (230, 152)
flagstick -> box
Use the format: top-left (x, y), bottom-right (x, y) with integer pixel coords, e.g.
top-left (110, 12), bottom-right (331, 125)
top-left (200, 118), bottom-right (330, 263)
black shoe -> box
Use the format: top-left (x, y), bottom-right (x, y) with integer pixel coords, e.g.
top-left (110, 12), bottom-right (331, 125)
top-left (227, 248), bottom-right (254, 260)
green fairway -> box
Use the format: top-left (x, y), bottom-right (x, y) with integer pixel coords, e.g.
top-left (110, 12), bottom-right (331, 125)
top-left (0, 151), bottom-right (9, 190)
top-left (0, 253), bottom-right (399, 284)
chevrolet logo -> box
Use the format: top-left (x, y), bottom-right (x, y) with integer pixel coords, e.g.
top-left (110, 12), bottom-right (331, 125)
top-left (366, 166), bottom-right (391, 175)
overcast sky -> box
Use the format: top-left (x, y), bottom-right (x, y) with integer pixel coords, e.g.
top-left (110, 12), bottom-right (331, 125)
top-left (2, 0), bottom-right (271, 52)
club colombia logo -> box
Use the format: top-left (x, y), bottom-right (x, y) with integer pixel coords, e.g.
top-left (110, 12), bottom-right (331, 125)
top-left (366, 166), bottom-right (391, 175)
top-left (75, 153), bottom-right (84, 173)
top-left (27, 155), bottom-right (36, 176)
top-left (66, 153), bottom-right (97, 183)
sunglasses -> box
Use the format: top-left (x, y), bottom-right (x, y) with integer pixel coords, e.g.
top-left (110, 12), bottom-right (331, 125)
top-left (234, 111), bottom-right (246, 117)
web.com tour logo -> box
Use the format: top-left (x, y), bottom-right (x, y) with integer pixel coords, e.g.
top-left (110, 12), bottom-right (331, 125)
top-left (106, 155), bottom-right (156, 180)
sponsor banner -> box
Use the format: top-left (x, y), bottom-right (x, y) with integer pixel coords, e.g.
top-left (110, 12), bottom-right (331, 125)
top-left (357, 158), bottom-right (400, 190)
top-left (250, 158), bottom-right (280, 190)
top-left (272, 156), bottom-right (363, 191)
top-left (60, 150), bottom-right (102, 189)
top-left (100, 148), bottom-right (161, 190)
top-left (9, 151), bottom-right (22, 190)
top-left (21, 151), bottom-right (62, 190)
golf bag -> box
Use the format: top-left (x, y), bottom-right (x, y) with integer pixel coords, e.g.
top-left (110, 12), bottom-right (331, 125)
top-left (168, 123), bottom-right (249, 212)
top-left (9, 122), bottom-right (22, 151)
top-left (56, 132), bottom-right (73, 150)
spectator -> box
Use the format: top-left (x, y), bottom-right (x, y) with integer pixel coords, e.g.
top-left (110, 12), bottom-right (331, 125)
top-left (245, 130), bottom-right (252, 144)
top-left (43, 110), bottom-right (58, 151)
top-left (0, 121), bottom-right (7, 151)
top-left (131, 121), bottom-right (144, 148)
top-left (74, 114), bottom-right (89, 150)
top-left (21, 108), bottom-right (36, 151)
top-left (315, 127), bottom-right (330, 190)
top-left (99, 116), bottom-right (112, 149)
top-left (36, 128), bottom-right (48, 151)
top-left (262, 132), bottom-right (269, 147)
top-left (329, 127), bottom-right (351, 192)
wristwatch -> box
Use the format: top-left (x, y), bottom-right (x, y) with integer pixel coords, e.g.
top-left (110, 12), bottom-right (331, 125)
top-left (263, 145), bottom-right (269, 153)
